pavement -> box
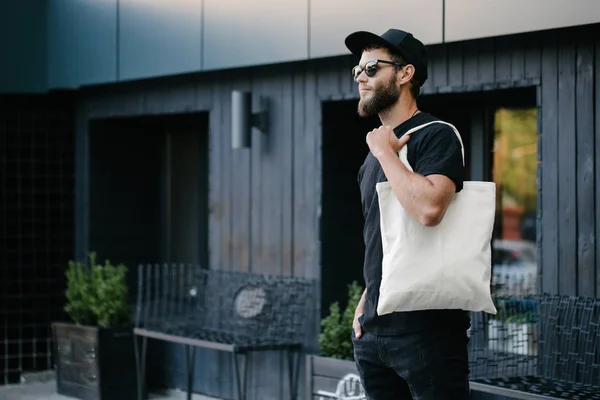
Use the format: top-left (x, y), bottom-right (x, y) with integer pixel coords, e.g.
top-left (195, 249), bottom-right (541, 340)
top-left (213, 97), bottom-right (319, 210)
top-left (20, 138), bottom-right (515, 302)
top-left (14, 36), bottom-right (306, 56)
top-left (0, 380), bottom-right (221, 400)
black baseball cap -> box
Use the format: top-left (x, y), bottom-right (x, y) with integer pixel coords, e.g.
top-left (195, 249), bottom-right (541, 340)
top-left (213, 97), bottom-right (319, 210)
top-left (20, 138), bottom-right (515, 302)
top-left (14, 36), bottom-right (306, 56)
top-left (345, 29), bottom-right (428, 83)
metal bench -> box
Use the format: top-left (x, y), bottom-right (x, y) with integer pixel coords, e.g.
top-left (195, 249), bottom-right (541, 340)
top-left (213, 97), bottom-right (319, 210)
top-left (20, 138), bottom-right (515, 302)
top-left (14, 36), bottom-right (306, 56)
top-left (468, 294), bottom-right (600, 399)
top-left (132, 264), bottom-right (315, 400)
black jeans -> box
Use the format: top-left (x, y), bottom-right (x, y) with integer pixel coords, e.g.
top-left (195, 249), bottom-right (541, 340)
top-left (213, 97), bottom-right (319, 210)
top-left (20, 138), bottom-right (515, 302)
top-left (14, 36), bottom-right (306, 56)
top-left (352, 326), bottom-right (470, 400)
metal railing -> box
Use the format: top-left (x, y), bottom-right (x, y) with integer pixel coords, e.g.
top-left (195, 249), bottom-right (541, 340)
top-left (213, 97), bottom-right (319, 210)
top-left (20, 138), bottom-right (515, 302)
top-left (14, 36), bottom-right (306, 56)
top-left (134, 264), bottom-right (315, 350)
top-left (468, 293), bottom-right (600, 399)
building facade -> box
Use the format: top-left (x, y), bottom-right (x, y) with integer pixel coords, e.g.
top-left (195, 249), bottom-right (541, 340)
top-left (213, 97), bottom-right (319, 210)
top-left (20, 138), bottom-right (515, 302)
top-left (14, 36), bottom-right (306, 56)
top-left (2, 1), bottom-right (600, 399)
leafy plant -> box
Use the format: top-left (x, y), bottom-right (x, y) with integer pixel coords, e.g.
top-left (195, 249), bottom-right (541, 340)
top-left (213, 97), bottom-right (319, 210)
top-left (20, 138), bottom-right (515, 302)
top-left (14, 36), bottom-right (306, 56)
top-left (489, 295), bottom-right (537, 325)
top-left (318, 281), bottom-right (363, 361)
top-left (64, 258), bottom-right (95, 326)
top-left (64, 252), bottom-right (130, 328)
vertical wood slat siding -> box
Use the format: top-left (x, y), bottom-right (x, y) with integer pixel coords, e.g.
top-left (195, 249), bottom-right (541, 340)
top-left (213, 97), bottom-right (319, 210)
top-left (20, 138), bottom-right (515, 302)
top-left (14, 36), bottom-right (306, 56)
top-left (293, 63), bottom-right (309, 279)
top-left (524, 33), bottom-right (543, 80)
top-left (478, 38), bottom-right (496, 85)
top-left (557, 37), bottom-right (578, 296)
top-left (222, 76), bottom-right (234, 276)
top-left (209, 77), bottom-right (223, 273)
top-left (232, 75), bottom-right (252, 273)
top-left (510, 36), bottom-right (525, 82)
top-left (494, 36), bottom-right (512, 83)
top-left (446, 41), bottom-right (464, 89)
top-left (461, 40), bottom-right (480, 90)
top-left (251, 70), bottom-right (263, 277)
top-left (430, 45), bottom-right (448, 89)
top-left (282, 64), bottom-right (295, 279)
top-left (541, 31), bottom-right (560, 295)
top-left (77, 24), bottom-right (600, 400)
top-left (576, 38), bottom-right (596, 299)
top-left (341, 57), bottom-right (356, 98)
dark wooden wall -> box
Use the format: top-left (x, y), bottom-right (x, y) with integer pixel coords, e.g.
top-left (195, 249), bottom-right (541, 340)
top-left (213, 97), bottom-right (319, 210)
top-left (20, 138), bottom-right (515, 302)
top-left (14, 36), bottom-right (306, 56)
top-left (74, 23), bottom-right (600, 400)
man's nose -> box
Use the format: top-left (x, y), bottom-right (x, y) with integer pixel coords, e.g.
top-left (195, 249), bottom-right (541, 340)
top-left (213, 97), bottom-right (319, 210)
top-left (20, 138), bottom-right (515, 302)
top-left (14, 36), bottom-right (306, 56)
top-left (356, 70), bottom-right (368, 83)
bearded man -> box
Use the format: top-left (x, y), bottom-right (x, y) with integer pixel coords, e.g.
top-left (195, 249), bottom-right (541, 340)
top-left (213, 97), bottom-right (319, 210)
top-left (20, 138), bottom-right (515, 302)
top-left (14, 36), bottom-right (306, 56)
top-left (345, 29), bottom-right (471, 400)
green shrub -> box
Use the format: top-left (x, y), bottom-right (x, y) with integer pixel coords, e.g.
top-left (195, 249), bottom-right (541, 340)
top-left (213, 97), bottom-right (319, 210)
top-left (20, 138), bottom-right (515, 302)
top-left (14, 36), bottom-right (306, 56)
top-left (318, 281), bottom-right (363, 361)
top-left (64, 252), bottom-right (130, 328)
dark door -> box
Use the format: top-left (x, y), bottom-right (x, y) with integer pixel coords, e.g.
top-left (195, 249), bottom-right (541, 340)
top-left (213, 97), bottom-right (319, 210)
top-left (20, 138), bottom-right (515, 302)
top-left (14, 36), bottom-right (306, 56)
top-left (88, 113), bottom-right (209, 282)
top-left (161, 128), bottom-right (209, 266)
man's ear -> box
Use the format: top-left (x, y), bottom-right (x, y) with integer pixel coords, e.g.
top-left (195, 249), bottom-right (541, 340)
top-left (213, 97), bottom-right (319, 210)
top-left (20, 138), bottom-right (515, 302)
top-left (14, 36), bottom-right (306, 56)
top-left (399, 65), bottom-right (415, 85)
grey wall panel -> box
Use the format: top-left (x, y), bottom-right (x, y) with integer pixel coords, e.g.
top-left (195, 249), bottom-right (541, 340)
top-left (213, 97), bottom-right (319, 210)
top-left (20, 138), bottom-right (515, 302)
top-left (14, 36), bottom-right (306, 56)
top-left (445, 0), bottom-right (600, 43)
top-left (118, 0), bottom-right (202, 81)
top-left (202, 0), bottom-right (308, 71)
top-left (309, 0), bottom-right (443, 59)
top-left (47, 0), bottom-right (117, 89)
top-left (0, 1), bottom-right (47, 93)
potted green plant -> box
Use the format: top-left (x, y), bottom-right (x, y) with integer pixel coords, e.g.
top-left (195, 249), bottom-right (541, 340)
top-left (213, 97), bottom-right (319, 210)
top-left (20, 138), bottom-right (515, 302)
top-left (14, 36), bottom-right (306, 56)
top-left (52, 252), bottom-right (138, 400)
top-left (306, 281), bottom-right (366, 399)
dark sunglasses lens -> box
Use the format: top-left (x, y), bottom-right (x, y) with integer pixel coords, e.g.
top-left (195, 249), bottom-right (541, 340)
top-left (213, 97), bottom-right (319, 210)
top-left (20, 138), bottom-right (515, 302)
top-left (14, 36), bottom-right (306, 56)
top-left (352, 61), bottom-right (378, 81)
top-left (364, 61), bottom-right (378, 77)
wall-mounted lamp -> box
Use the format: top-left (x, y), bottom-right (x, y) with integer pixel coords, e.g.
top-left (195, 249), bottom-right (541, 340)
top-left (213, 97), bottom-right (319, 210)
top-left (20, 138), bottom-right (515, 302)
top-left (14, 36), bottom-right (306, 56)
top-left (231, 90), bottom-right (269, 149)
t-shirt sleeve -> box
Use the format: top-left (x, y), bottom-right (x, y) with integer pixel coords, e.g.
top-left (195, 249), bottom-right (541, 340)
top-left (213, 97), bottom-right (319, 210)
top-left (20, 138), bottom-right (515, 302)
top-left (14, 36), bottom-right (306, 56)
top-left (412, 125), bottom-right (464, 192)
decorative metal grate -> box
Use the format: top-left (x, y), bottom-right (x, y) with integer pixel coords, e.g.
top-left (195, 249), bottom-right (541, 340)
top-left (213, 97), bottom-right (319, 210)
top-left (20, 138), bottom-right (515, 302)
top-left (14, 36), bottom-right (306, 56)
top-left (134, 264), bottom-right (315, 351)
top-left (468, 295), bottom-right (539, 380)
top-left (468, 293), bottom-right (600, 399)
top-left (0, 94), bottom-right (75, 385)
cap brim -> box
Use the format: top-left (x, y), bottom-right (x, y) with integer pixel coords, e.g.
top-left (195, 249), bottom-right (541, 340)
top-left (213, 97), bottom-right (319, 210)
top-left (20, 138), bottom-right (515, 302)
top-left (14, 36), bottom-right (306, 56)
top-left (345, 31), bottom-right (396, 57)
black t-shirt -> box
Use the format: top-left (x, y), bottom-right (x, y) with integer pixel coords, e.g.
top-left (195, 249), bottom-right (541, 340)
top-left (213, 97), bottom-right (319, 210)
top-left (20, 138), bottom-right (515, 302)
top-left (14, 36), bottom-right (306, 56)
top-left (357, 112), bottom-right (471, 336)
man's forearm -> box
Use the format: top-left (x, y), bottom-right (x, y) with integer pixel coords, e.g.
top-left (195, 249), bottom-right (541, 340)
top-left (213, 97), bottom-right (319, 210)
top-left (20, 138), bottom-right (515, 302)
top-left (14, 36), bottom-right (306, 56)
top-left (376, 149), bottom-right (450, 226)
top-left (355, 289), bottom-right (367, 316)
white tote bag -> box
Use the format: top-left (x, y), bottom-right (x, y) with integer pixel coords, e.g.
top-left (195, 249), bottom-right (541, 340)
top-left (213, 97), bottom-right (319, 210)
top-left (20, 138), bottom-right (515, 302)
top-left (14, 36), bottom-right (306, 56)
top-left (376, 121), bottom-right (497, 315)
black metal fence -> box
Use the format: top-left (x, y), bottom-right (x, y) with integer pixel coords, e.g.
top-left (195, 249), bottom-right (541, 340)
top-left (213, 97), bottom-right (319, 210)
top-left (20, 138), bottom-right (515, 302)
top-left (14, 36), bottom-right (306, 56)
top-left (0, 94), bottom-right (75, 385)
top-left (468, 293), bottom-right (600, 398)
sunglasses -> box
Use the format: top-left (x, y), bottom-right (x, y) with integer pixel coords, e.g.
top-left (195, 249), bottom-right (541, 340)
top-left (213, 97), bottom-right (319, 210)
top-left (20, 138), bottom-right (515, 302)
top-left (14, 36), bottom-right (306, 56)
top-left (352, 59), bottom-right (406, 82)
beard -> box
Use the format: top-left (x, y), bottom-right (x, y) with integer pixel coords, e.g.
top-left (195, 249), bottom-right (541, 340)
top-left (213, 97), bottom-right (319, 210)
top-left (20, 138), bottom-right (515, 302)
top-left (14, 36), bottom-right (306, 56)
top-left (357, 74), bottom-right (400, 117)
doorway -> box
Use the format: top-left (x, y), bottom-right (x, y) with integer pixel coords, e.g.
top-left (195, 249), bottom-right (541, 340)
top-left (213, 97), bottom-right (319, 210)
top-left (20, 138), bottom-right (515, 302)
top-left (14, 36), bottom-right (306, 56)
top-left (88, 113), bottom-right (210, 283)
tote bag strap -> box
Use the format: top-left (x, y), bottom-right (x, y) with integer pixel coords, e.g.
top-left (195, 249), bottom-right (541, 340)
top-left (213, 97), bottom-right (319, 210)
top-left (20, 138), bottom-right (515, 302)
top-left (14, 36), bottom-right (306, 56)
top-left (399, 121), bottom-right (465, 171)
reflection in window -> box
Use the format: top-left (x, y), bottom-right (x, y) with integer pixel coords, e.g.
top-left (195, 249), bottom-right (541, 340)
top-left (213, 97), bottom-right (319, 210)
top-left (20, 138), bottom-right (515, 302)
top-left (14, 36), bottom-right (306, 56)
top-left (487, 108), bottom-right (538, 359)
top-left (491, 107), bottom-right (538, 298)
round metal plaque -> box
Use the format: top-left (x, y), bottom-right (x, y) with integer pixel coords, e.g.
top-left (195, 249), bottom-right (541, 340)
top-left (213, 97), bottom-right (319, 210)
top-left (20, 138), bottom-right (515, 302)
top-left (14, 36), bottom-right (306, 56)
top-left (234, 286), bottom-right (267, 318)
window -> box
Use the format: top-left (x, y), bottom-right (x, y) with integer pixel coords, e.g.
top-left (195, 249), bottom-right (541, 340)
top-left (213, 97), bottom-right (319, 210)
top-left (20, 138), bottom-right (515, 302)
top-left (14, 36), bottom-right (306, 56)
top-left (491, 107), bottom-right (538, 298)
